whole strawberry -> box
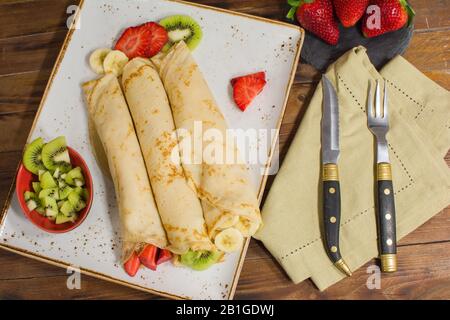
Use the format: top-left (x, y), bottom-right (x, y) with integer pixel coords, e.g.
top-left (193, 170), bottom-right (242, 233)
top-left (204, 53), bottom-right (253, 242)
top-left (288, 0), bottom-right (340, 45)
top-left (362, 0), bottom-right (414, 38)
top-left (333, 0), bottom-right (369, 27)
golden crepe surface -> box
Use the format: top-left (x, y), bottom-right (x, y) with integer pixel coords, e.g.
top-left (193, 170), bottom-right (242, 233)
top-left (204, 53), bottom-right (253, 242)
top-left (122, 58), bottom-right (214, 255)
top-left (154, 42), bottom-right (262, 240)
top-left (82, 73), bottom-right (167, 261)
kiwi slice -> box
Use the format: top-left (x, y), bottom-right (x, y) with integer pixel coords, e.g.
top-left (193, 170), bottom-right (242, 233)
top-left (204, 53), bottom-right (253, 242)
top-left (65, 167), bottom-right (85, 187)
top-left (39, 188), bottom-right (60, 201)
top-left (41, 136), bottom-right (72, 173)
top-left (41, 196), bottom-right (58, 218)
top-left (180, 250), bottom-right (222, 271)
top-left (60, 201), bottom-right (75, 217)
top-left (32, 182), bottom-right (42, 193)
top-left (59, 186), bottom-right (73, 200)
top-left (23, 138), bottom-right (46, 174)
top-left (40, 171), bottom-right (57, 189)
top-left (159, 15), bottom-right (203, 52)
top-left (56, 213), bottom-right (76, 225)
top-left (24, 191), bottom-right (36, 201)
top-left (67, 191), bottom-right (86, 212)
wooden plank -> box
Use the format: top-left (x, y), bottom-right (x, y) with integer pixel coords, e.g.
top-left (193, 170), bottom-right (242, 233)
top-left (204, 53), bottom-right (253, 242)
top-left (0, 0), bottom-right (75, 39)
top-left (236, 241), bottom-right (450, 299)
top-left (0, 30), bottom-right (67, 76)
top-left (0, 70), bottom-right (51, 105)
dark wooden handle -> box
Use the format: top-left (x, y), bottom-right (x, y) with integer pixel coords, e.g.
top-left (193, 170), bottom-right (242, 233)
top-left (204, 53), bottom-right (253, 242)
top-left (323, 180), bottom-right (342, 263)
top-left (377, 163), bottom-right (397, 272)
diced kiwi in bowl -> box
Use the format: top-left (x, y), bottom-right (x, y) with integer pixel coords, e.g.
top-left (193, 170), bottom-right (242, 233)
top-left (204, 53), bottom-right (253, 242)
top-left (16, 136), bottom-right (93, 233)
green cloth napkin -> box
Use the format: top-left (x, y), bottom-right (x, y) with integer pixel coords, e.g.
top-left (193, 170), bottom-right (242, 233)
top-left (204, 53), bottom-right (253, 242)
top-left (255, 46), bottom-right (450, 291)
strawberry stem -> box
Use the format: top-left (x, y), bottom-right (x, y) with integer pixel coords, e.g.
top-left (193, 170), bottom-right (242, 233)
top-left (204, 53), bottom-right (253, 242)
top-left (400, 0), bottom-right (416, 26)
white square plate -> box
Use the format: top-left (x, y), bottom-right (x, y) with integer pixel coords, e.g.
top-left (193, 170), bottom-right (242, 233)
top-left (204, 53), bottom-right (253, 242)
top-left (0, 0), bottom-right (303, 300)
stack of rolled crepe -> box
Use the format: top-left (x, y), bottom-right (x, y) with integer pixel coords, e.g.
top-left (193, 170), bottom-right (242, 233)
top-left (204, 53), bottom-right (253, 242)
top-left (154, 42), bottom-right (263, 245)
top-left (83, 41), bottom-right (262, 273)
top-left (82, 74), bottom-right (167, 264)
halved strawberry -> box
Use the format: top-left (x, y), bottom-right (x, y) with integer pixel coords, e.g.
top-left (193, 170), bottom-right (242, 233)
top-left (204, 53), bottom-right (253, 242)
top-left (156, 249), bottom-right (173, 265)
top-left (138, 244), bottom-right (159, 271)
top-left (124, 252), bottom-right (140, 277)
top-left (232, 72), bottom-right (267, 112)
top-left (142, 22), bottom-right (169, 58)
top-left (231, 71), bottom-right (266, 87)
top-left (114, 25), bottom-right (152, 59)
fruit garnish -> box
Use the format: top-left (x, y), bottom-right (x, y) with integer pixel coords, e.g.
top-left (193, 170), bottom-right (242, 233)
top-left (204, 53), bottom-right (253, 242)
top-left (22, 137), bottom-right (89, 224)
top-left (138, 244), bottom-right (159, 271)
top-left (156, 249), bottom-right (173, 265)
top-left (124, 252), bottom-right (141, 277)
top-left (42, 136), bottom-right (72, 173)
top-left (103, 50), bottom-right (129, 76)
top-left (333, 0), bottom-right (369, 27)
top-left (115, 25), bottom-right (152, 59)
top-left (180, 250), bottom-right (222, 271)
top-left (214, 228), bottom-right (244, 253)
top-left (89, 48), bottom-right (112, 74)
top-left (230, 71), bottom-right (266, 87)
top-left (23, 138), bottom-right (46, 175)
top-left (142, 22), bottom-right (169, 57)
top-left (287, 0), bottom-right (340, 45)
top-left (362, 0), bottom-right (414, 38)
top-left (232, 72), bottom-right (267, 112)
top-left (159, 15), bottom-right (203, 52)
top-left (115, 22), bottom-right (168, 59)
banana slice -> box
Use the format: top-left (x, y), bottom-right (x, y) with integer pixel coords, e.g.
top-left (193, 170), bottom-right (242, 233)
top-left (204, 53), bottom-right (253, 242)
top-left (89, 48), bottom-right (111, 74)
top-left (218, 214), bottom-right (239, 230)
top-left (214, 228), bottom-right (244, 253)
top-left (103, 50), bottom-right (129, 76)
top-left (235, 217), bottom-right (260, 237)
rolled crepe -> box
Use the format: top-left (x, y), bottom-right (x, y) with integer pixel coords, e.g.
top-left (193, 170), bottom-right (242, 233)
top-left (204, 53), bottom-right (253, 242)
top-left (82, 73), bottom-right (167, 261)
top-left (154, 41), bottom-right (262, 239)
top-left (121, 58), bottom-right (214, 254)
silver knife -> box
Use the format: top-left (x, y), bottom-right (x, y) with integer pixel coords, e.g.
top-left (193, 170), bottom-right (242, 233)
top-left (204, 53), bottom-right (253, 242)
top-left (321, 75), bottom-right (352, 277)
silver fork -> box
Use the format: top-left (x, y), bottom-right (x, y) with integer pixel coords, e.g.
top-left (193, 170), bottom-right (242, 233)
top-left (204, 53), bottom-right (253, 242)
top-left (367, 80), bottom-right (397, 273)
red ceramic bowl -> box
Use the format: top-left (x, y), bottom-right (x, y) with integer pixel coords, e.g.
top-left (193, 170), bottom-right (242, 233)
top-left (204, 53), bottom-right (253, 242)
top-left (16, 147), bottom-right (93, 233)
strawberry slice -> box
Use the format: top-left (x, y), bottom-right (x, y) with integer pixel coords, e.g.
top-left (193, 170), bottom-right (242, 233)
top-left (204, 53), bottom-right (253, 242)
top-left (231, 71), bottom-right (266, 87)
top-left (138, 244), bottom-right (159, 271)
top-left (114, 25), bottom-right (152, 59)
top-left (156, 249), bottom-right (173, 265)
top-left (232, 72), bottom-right (267, 112)
top-left (142, 22), bottom-right (169, 58)
top-left (124, 252), bottom-right (140, 277)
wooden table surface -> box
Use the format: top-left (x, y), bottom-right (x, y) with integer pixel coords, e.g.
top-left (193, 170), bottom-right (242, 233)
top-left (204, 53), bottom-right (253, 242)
top-left (0, 0), bottom-right (449, 300)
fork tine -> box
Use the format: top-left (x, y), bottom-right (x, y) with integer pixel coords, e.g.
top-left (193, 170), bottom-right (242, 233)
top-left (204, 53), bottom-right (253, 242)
top-left (367, 81), bottom-right (373, 118)
top-left (383, 79), bottom-right (388, 120)
top-left (375, 80), bottom-right (381, 118)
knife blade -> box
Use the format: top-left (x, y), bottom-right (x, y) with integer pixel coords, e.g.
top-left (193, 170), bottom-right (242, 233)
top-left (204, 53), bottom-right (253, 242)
top-left (321, 75), bottom-right (352, 277)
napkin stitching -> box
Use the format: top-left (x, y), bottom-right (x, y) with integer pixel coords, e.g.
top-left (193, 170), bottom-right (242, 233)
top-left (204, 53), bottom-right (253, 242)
top-left (279, 75), bottom-right (417, 261)
top-left (385, 79), bottom-right (427, 120)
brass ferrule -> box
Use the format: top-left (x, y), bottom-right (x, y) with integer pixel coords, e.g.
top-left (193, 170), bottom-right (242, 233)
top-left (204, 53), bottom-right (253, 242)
top-left (334, 259), bottom-right (353, 277)
top-left (323, 164), bottom-right (339, 181)
top-left (377, 163), bottom-right (392, 181)
top-left (381, 254), bottom-right (397, 272)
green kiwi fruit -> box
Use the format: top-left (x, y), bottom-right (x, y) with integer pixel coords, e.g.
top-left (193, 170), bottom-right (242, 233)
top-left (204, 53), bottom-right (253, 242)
top-left (40, 171), bottom-right (57, 189)
top-left (23, 138), bottom-right (46, 174)
top-left (32, 182), bottom-right (42, 193)
top-left (159, 15), bottom-right (203, 52)
top-left (59, 186), bottom-right (73, 200)
top-left (41, 196), bottom-right (58, 218)
top-left (39, 188), bottom-right (60, 201)
top-left (60, 201), bottom-right (75, 217)
top-left (65, 167), bottom-right (85, 187)
top-left (180, 250), bottom-right (222, 271)
top-left (41, 136), bottom-right (72, 173)
top-left (56, 213), bottom-right (76, 225)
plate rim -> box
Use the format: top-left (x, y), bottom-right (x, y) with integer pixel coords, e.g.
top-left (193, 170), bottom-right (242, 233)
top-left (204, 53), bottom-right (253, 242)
top-left (0, 0), bottom-right (304, 300)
